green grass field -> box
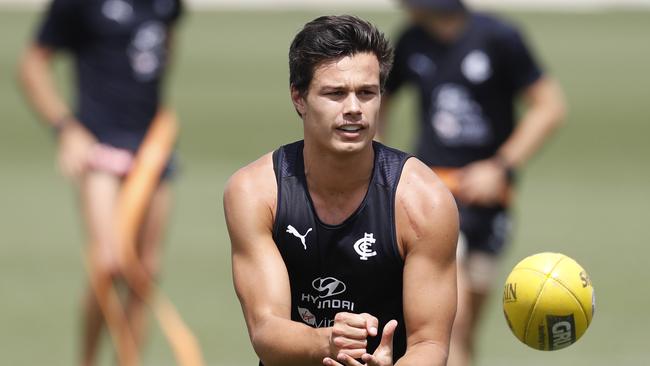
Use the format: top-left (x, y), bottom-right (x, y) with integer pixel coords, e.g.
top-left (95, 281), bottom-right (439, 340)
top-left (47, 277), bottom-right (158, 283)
top-left (1, 8), bottom-right (649, 366)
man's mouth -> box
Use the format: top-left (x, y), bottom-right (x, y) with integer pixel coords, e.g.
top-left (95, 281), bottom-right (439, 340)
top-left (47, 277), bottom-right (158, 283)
top-left (337, 124), bottom-right (363, 132)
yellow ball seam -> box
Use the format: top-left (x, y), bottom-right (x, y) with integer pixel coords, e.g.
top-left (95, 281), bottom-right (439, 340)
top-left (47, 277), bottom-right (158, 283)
top-left (522, 255), bottom-right (565, 347)
top-left (548, 275), bottom-right (590, 325)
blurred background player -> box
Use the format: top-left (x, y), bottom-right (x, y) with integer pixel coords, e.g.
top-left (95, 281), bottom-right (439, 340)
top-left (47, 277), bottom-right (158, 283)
top-left (379, 0), bottom-right (566, 365)
top-left (18, 0), bottom-right (183, 365)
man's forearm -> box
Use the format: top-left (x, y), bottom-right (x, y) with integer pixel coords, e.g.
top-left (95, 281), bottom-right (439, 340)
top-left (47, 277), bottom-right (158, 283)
top-left (251, 316), bottom-right (331, 366)
top-left (497, 105), bottom-right (564, 169)
top-left (18, 46), bottom-right (70, 127)
top-left (395, 341), bottom-right (449, 366)
top-left (497, 78), bottom-right (566, 169)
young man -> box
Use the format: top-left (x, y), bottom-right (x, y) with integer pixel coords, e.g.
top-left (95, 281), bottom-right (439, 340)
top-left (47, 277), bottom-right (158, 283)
top-left (224, 15), bottom-right (459, 366)
top-left (18, 0), bottom-right (183, 365)
top-left (379, 1), bottom-right (566, 365)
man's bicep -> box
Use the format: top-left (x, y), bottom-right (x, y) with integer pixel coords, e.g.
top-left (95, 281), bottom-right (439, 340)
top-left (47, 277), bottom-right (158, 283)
top-left (402, 240), bottom-right (457, 346)
top-left (522, 76), bottom-right (565, 108)
top-left (398, 160), bottom-right (459, 348)
top-left (21, 44), bottom-right (55, 67)
top-left (224, 170), bottom-right (291, 331)
top-left (231, 233), bottom-right (292, 328)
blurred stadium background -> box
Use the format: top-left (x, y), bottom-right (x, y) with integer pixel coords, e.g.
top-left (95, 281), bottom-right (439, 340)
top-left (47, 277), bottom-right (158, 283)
top-left (1, 0), bottom-right (649, 365)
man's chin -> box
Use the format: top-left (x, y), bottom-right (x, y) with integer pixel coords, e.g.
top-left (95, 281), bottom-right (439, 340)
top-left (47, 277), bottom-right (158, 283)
top-left (330, 139), bottom-right (371, 155)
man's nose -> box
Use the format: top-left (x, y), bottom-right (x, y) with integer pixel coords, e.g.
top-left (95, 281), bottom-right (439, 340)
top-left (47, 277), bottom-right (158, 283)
top-left (343, 93), bottom-right (362, 117)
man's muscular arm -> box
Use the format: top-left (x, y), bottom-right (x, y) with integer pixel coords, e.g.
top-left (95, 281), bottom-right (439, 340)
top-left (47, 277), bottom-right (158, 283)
top-left (496, 77), bottom-right (566, 170)
top-left (225, 154), bottom-right (378, 366)
top-left (18, 44), bottom-right (70, 127)
top-left (457, 77), bottom-right (566, 206)
top-left (395, 158), bottom-right (459, 366)
top-left (18, 44), bottom-right (96, 179)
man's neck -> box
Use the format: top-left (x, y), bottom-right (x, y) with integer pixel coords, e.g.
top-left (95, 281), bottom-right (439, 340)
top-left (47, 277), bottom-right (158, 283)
top-left (302, 141), bottom-right (374, 197)
top-left (428, 12), bottom-right (469, 43)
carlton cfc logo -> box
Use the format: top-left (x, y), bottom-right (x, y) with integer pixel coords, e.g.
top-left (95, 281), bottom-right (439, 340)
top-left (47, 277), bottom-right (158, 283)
top-left (354, 233), bottom-right (377, 260)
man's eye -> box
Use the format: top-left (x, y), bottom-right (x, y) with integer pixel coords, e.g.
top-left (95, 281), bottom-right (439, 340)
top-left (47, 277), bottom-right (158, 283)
top-left (359, 90), bottom-right (376, 96)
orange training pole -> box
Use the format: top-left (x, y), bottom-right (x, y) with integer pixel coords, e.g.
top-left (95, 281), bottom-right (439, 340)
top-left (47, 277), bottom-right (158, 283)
top-left (86, 108), bottom-right (203, 366)
top-left (115, 108), bottom-right (204, 366)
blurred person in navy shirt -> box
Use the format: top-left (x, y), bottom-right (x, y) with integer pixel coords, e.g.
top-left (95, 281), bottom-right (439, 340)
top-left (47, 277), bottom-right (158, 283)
top-left (379, 1), bottom-right (566, 365)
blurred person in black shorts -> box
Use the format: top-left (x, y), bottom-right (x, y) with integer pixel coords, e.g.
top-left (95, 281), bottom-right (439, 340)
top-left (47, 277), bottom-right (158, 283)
top-left (18, 0), bottom-right (183, 364)
top-left (379, 1), bottom-right (566, 365)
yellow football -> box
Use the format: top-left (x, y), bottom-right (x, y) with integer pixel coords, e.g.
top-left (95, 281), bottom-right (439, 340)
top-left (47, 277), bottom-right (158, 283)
top-left (503, 252), bottom-right (595, 350)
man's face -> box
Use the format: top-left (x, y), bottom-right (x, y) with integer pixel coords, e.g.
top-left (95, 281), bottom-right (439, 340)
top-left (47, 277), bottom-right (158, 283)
top-left (292, 52), bottom-right (381, 155)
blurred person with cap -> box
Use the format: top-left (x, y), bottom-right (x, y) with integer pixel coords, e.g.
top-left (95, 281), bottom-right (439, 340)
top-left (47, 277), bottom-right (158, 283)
top-left (379, 1), bottom-right (566, 365)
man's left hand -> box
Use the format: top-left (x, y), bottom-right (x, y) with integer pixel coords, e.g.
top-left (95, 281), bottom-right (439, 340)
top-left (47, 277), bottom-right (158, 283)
top-left (456, 158), bottom-right (508, 206)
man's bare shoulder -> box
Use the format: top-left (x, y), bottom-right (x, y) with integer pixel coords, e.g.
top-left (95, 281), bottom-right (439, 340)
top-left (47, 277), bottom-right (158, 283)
top-left (395, 158), bottom-right (459, 253)
top-left (223, 152), bottom-right (277, 211)
top-left (397, 158), bottom-right (456, 214)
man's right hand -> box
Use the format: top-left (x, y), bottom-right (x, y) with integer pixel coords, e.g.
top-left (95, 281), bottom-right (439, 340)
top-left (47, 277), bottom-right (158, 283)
top-left (324, 319), bottom-right (397, 366)
top-left (329, 312), bottom-right (379, 360)
top-left (57, 120), bottom-right (96, 180)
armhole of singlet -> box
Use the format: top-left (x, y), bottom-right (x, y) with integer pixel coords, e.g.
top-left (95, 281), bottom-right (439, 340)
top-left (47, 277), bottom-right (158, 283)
top-left (271, 148), bottom-right (283, 240)
top-left (390, 154), bottom-right (413, 265)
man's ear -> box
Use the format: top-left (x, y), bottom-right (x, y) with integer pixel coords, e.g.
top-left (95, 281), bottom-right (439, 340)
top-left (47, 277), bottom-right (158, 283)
top-left (290, 87), bottom-right (306, 117)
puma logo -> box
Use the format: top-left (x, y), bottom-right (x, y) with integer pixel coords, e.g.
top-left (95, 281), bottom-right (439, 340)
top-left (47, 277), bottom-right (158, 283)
top-left (286, 225), bottom-right (312, 250)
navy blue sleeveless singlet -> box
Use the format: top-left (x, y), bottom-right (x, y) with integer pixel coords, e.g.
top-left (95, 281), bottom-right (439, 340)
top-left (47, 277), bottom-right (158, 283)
top-left (269, 140), bottom-right (412, 364)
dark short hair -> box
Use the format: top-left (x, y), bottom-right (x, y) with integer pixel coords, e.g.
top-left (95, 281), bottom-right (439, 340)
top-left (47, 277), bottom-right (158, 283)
top-left (289, 15), bottom-right (393, 96)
